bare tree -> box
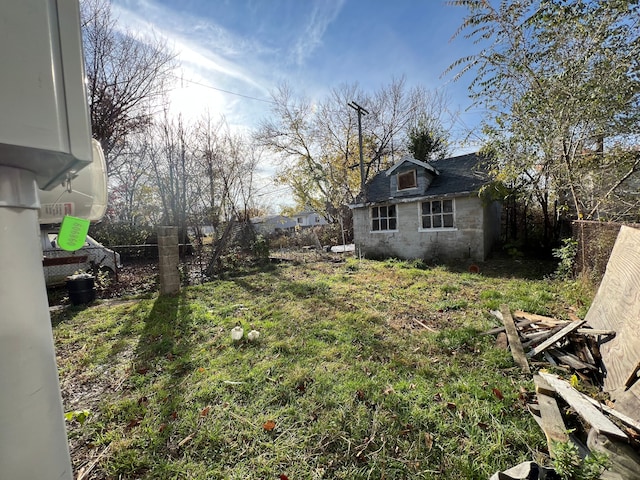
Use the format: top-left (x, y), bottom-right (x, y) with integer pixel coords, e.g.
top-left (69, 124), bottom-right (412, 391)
top-left (256, 78), bottom-right (451, 232)
top-left (81, 0), bottom-right (177, 175)
top-left (106, 133), bottom-right (160, 226)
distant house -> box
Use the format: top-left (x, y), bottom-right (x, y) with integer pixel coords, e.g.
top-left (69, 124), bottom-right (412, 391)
top-left (293, 210), bottom-right (328, 228)
top-left (251, 215), bottom-right (297, 235)
top-left (349, 153), bottom-right (501, 262)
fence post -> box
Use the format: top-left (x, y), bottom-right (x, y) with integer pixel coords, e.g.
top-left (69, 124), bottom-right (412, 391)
top-left (157, 226), bottom-right (180, 295)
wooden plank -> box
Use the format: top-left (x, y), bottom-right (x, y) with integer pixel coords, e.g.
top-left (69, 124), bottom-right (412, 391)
top-left (513, 310), bottom-right (568, 327)
top-left (527, 320), bottom-right (585, 358)
top-left (539, 373), bottom-right (627, 440)
top-left (576, 328), bottom-right (615, 336)
top-left (500, 304), bottom-right (531, 374)
top-left (577, 337), bottom-right (596, 366)
top-left (623, 360), bottom-right (640, 391)
top-left (544, 351), bottom-right (558, 366)
top-left (582, 392), bottom-right (640, 432)
top-left (534, 374), bottom-right (556, 397)
top-left (583, 226), bottom-right (640, 408)
top-left (521, 327), bottom-right (563, 348)
top-left (533, 376), bottom-right (569, 457)
top-left (481, 318), bottom-right (535, 336)
top-left (547, 347), bottom-right (597, 371)
top-left (611, 385), bottom-right (640, 424)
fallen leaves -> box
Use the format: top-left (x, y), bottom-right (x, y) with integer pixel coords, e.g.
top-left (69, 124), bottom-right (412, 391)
top-left (424, 432), bottom-right (434, 451)
top-left (492, 388), bottom-right (504, 401)
top-left (125, 418), bottom-right (141, 431)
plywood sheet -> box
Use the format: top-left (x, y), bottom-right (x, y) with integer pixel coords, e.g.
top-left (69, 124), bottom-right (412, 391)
top-left (584, 226), bottom-right (640, 410)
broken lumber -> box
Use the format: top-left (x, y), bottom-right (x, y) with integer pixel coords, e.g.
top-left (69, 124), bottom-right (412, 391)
top-left (527, 320), bottom-right (585, 358)
top-left (521, 327), bottom-right (563, 349)
top-left (539, 373), bottom-right (627, 440)
top-left (481, 318), bottom-right (535, 336)
top-left (513, 310), bottom-right (568, 327)
top-left (547, 347), bottom-right (597, 371)
top-left (581, 395), bottom-right (640, 433)
top-left (576, 328), bottom-right (615, 336)
top-left (623, 360), bottom-right (640, 391)
top-left (499, 304), bottom-right (531, 374)
top-left (533, 375), bottom-right (569, 457)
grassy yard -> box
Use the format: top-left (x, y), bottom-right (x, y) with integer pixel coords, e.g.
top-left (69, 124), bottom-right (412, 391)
top-left (52, 256), bottom-right (593, 479)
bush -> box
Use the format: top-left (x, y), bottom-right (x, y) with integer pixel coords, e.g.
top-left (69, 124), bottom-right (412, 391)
top-left (89, 222), bottom-right (153, 247)
top-left (553, 238), bottom-right (578, 279)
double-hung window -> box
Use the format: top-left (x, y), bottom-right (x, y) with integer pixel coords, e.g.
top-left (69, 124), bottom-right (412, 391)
top-left (421, 199), bottom-right (454, 229)
top-left (371, 205), bottom-right (397, 231)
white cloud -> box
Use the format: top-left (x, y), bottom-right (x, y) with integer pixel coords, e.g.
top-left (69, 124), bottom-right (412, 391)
top-left (110, 0), bottom-right (275, 124)
top-left (291, 0), bottom-right (345, 66)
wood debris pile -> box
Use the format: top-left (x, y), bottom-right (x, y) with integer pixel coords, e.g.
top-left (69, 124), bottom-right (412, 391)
top-left (483, 304), bottom-right (640, 479)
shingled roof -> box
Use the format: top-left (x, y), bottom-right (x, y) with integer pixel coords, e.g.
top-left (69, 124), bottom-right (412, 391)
top-left (355, 152), bottom-right (490, 205)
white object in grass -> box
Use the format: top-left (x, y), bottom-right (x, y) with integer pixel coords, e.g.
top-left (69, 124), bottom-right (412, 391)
top-left (231, 326), bottom-right (244, 341)
top-left (247, 330), bottom-right (260, 342)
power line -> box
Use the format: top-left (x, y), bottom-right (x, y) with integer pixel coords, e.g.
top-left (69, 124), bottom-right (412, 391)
top-left (169, 74), bottom-right (276, 105)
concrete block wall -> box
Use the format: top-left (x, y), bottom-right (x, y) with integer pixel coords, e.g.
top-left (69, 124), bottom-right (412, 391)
top-left (353, 195), bottom-right (494, 262)
top-left (157, 226), bottom-right (180, 295)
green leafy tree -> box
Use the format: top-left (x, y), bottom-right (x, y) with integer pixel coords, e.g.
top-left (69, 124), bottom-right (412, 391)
top-left (448, 0), bottom-right (640, 232)
top-left (407, 118), bottom-right (449, 163)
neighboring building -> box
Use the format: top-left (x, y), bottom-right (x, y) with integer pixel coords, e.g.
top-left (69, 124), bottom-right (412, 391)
top-left (349, 153), bottom-right (501, 262)
top-left (251, 215), bottom-right (297, 235)
top-left (293, 210), bottom-right (328, 228)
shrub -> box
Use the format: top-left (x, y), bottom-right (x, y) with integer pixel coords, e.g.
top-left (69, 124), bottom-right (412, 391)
top-left (553, 238), bottom-right (578, 279)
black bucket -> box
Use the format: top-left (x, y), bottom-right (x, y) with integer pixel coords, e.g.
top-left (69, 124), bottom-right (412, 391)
top-left (66, 275), bottom-right (95, 306)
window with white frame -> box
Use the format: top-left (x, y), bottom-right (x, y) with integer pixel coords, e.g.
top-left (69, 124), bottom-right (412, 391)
top-left (421, 199), bottom-right (454, 229)
top-left (397, 169), bottom-right (417, 190)
top-left (371, 204), bottom-right (397, 231)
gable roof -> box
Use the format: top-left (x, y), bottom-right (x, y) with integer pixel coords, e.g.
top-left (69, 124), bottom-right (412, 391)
top-left (385, 155), bottom-right (439, 176)
top-left (355, 152), bottom-right (489, 205)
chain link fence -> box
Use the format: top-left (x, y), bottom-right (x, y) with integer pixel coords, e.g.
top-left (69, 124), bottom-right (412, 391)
top-left (572, 220), bottom-right (640, 283)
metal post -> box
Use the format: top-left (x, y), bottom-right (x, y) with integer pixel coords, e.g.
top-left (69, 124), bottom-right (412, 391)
top-left (0, 166), bottom-right (73, 479)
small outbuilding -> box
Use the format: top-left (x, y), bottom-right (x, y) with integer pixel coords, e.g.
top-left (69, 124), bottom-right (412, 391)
top-left (349, 153), bottom-right (501, 262)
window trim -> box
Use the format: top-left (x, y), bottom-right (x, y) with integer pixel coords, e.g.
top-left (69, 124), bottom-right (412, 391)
top-left (397, 169), bottom-right (417, 191)
top-left (419, 198), bottom-right (457, 232)
top-left (370, 204), bottom-right (398, 232)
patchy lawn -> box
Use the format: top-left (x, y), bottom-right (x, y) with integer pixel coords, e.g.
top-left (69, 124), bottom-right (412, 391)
top-left (52, 256), bottom-right (592, 479)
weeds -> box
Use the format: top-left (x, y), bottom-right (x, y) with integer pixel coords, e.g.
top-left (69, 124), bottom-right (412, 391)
top-left (552, 440), bottom-right (610, 480)
top-left (553, 238), bottom-right (579, 279)
top-left (54, 258), bottom-right (591, 479)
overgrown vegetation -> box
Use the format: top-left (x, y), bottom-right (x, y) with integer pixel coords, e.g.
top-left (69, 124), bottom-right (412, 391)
top-left (552, 440), bottom-right (610, 480)
top-left (53, 258), bottom-right (593, 479)
top-left (553, 238), bottom-right (578, 279)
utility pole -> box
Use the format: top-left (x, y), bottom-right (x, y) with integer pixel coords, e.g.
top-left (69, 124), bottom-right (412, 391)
top-left (348, 101), bottom-right (369, 201)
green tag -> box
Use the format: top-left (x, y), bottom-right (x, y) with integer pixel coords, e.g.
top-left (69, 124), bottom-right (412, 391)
top-left (57, 215), bottom-right (90, 251)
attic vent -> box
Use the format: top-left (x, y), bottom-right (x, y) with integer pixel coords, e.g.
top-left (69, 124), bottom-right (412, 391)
top-left (398, 170), bottom-right (417, 190)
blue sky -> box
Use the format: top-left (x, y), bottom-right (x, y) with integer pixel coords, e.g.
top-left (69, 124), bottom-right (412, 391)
top-left (110, 0), bottom-right (485, 207)
top-left (112, 0), bottom-right (483, 141)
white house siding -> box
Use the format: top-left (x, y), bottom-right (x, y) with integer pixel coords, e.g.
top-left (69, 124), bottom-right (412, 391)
top-left (353, 195), bottom-right (497, 262)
